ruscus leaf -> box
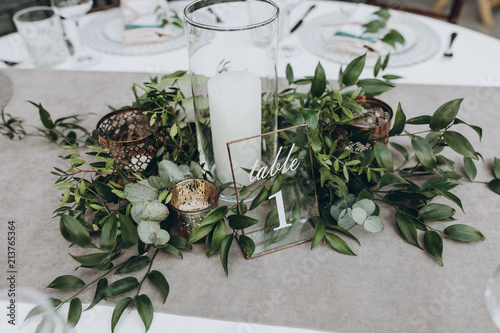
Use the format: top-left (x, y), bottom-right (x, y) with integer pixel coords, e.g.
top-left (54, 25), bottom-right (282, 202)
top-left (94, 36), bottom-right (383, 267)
top-left (444, 224), bottom-right (485, 242)
top-left (136, 294), bottom-right (154, 332)
top-left (111, 297), bottom-right (132, 333)
top-left (424, 230), bottom-right (443, 266)
top-left (47, 275), bottom-right (85, 290)
top-left (148, 270), bottom-right (170, 304)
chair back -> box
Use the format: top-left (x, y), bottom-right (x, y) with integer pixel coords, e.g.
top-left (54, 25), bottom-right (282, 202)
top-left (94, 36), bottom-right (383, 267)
top-left (367, 0), bottom-right (464, 24)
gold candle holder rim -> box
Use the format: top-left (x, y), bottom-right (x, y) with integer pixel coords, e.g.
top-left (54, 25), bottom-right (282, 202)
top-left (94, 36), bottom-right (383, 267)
top-left (96, 107), bottom-right (156, 147)
top-left (168, 178), bottom-right (220, 214)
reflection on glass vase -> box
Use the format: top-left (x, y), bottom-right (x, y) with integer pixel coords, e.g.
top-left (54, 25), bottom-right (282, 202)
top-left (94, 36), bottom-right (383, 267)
top-left (184, 0), bottom-right (280, 201)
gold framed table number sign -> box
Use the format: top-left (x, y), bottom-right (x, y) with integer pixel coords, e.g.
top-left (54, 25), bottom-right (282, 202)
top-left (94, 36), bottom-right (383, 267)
top-left (226, 125), bottom-right (320, 258)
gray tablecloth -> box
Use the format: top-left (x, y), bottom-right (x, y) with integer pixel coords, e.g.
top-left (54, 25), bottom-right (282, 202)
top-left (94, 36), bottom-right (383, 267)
top-left (1, 69), bottom-right (500, 333)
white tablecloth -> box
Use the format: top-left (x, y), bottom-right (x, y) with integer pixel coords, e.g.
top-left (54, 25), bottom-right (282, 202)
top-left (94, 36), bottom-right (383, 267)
top-left (0, 1), bottom-right (499, 87)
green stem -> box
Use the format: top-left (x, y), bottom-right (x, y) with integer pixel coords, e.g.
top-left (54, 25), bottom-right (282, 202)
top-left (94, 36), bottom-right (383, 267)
top-left (132, 249), bottom-right (159, 304)
top-left (55, 259), bottom-right (128, 310)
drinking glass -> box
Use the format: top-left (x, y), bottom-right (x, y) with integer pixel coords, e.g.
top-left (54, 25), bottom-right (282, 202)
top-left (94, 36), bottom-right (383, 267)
top-left (184, 0), bottom-right (279, 201)
top-left (13, 6), bottom-right (69, 68)
top-left (274, 0), bottom-right (302, 57)
top-left (486, 265), bottom-right (500, 328)
top-left (51, 0), bottom-right (99, 67)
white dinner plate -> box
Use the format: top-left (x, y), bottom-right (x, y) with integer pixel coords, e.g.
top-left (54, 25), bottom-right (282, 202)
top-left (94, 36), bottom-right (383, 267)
top-left (300, 10), bottom-right (441, 68)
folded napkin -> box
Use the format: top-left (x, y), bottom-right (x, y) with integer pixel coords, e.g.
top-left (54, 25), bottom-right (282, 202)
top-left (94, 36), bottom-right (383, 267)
top-left (327, 5), bottom-right (387, 56)
top-left (122, 27), bottom-right (173, 44)
top-left (327, 35), bottom-right (384, 55)
top-left (121, 0), bottom-right (170, 45)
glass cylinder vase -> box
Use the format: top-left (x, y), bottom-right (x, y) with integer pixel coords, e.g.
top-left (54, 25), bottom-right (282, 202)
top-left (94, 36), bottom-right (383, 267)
top-left (184, 0), bottom-right (279, 201)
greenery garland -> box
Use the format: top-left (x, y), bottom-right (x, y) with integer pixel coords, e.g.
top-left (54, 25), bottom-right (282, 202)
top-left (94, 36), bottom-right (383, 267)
top-left (3, 54), bottom-right (500, 332)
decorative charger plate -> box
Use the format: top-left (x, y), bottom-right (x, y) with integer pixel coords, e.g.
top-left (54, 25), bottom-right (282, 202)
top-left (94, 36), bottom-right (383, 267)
top-left (299, 11), bottom-right (441, 68)
top-left (81, 5), bottom-right (187, 56)
top-left (0, 71), bottom-right (13, 111)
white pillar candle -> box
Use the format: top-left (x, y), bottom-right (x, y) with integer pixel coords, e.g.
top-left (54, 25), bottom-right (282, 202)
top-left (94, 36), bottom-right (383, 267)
top-left (207, 71), bottom-right (262, 186)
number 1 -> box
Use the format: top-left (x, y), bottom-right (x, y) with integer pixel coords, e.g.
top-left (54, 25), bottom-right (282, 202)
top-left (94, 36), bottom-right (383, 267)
top-left (269, 190), bottom-right (292, 231)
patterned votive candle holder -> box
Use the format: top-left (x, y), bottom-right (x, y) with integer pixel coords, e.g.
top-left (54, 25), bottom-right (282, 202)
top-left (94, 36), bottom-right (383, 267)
top-left (96, 107), bottom-right (165, 171)
top-left (350, 96), bottom-right (393, 145)
top-left (168, 179), bottom-right (219, 239)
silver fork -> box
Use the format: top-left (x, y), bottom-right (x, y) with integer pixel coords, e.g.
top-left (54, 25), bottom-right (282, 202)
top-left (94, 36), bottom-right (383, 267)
top-left (444, 32), bottom-right (458, 57)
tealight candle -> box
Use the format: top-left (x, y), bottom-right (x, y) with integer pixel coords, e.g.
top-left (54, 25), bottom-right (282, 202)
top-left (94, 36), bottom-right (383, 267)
top-left (207, 71), bottom-right (262, 186)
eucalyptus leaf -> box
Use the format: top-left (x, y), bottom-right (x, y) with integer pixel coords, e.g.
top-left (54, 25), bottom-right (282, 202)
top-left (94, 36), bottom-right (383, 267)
top-left (363, 216), bottom-right (383, 233)
top-left (148, 270), bottom-right (170, 304)
top-left (338, 208), bottom-right (356, 230)
top-left (444, 224), bottom-right (485, 242)
top-left (190, 161), bottom-right (205, 178)
top-left (158, 160), bottom-right (184, 183)
top-left (155, 229), bottom-right (171, 246)
top-left (424, 230), bottom-right (443, 266)
top-left (351, 207), bottom-right (367, 225)
top-left (111, 297), bottom-right (132, 333)
top-left (124, 183), bottom-right (157, 204)
top-left (137, 221), bottom-right (161, 244)
top-left (148, 176), bottom-right (175, 190)
top-left (352, 199), bottom-right (376, 216)
top-left (141, 201), bottom-right (169, 222)
top-left (136, 294), bottom-right (154, 332)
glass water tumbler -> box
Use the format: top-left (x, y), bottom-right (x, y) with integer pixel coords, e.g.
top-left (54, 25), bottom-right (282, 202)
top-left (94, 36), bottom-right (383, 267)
top-left (184, 0), bottom-right (279, 200)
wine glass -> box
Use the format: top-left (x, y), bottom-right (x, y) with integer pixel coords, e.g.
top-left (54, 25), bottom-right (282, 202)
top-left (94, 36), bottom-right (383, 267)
top-left (274, 0), bottom-right (302, 58)
top-left (486, 265), bottom-right (500, 329)
top-left (51, 0), bottom-right (99, 67)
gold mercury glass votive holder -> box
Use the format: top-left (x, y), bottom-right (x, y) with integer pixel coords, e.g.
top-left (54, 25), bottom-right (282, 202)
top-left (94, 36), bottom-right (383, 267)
top-left (168, 179), bottom-right (220, 239)
top-left (96, 107), bottom-right (165, 171)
